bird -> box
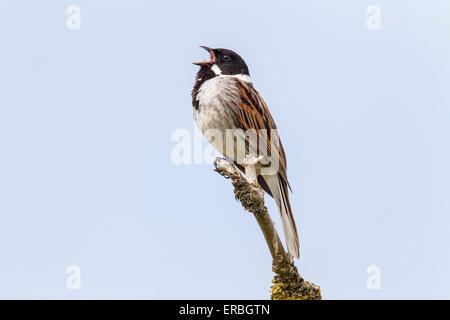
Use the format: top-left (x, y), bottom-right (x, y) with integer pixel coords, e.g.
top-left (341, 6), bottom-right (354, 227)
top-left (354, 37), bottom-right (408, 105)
top-left (191, 46), bottom-right (300, 259)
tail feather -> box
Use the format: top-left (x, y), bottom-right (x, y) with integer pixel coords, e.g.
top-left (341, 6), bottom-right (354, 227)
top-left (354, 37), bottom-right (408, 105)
top-left (263, 174), bottom-right (300, 259)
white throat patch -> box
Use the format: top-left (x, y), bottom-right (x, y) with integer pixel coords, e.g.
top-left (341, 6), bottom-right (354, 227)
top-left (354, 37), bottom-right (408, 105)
top-left (231, 74), bottom-right (252, 83)
top-left (211, 64), bottom-right (222, 76)
top-left (210, 64), bottom-right (252, 84)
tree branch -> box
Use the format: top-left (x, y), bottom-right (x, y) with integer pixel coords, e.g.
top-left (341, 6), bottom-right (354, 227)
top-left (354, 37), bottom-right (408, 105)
top-left (214, 157), bottom-right (321, 300)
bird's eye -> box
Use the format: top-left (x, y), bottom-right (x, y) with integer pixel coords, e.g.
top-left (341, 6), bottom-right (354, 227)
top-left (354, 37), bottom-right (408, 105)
top-left (222, 55), bottom-right (232, 62)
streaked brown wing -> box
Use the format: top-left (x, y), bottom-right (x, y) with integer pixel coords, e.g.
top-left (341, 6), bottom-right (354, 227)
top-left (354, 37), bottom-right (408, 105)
top-left (233, 78), bottom-right (292, 193)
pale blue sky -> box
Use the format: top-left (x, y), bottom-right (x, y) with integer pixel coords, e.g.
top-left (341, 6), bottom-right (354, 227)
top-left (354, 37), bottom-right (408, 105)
top-left (0, 0), bottom-right (449, 299)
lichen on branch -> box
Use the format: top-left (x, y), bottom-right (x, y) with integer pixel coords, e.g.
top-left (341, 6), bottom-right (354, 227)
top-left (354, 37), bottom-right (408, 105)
top-left (214, 157), bottom-right (321, 300)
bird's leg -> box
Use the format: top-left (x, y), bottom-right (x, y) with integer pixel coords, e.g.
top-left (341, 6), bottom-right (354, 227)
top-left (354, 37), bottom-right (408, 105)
top-left (243, 155), bottom-right (264, 185)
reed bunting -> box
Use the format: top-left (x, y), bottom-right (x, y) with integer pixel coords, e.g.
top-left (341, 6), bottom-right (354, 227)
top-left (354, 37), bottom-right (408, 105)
top-left (191, 46), bottom-right (300, 259)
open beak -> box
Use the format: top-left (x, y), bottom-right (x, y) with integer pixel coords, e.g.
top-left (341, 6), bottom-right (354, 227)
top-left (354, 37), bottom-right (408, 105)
top-left (193, 46), bottom-right (216, 67)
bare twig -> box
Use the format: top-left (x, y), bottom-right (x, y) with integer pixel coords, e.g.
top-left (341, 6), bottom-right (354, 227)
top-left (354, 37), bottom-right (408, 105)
top-left (214, 157), bottom-right (321, 300)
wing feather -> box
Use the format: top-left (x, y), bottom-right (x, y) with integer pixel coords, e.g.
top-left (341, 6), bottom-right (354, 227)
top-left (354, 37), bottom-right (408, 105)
top-left (234, 79), bottom-right (291, 191)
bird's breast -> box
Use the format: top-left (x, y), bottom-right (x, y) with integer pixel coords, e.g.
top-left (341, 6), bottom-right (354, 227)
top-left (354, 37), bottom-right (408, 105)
top-left (193, 76), bottom-right (243, 158)
top-left (193, 76), bottom-right (240, 133)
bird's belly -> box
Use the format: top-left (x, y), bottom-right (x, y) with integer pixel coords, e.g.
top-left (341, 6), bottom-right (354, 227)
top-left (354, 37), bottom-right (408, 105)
top-left (194, 102), bottom-right (236, 133)
top-left (194, 102), bottom-right (237, 157)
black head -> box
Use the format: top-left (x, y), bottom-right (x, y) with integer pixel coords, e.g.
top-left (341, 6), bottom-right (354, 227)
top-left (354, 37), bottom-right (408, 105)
top-left (193, 46), bottom-right (250, 76)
